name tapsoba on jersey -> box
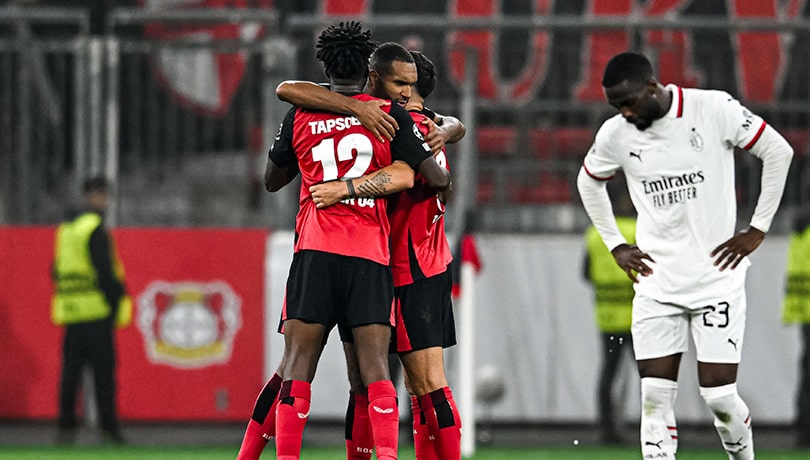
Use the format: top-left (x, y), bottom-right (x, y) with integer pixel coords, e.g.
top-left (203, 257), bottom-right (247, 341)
top-left (269, 93), bottom-right (432, 266)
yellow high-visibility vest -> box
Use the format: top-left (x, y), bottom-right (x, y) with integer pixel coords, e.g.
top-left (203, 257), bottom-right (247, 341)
top-left (783, 226), bottom-right (810, 324)
top-left (585, 217), bottom-right (636, 333)
top-left (51, 212), bottom-right (131, 327)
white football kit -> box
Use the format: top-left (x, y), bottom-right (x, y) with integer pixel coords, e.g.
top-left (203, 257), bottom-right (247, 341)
top-left (579, 84), bottom-right (793, 362)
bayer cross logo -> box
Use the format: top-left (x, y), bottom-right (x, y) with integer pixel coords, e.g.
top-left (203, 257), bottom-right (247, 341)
top-left (137, 280), bottom-right (242, 369)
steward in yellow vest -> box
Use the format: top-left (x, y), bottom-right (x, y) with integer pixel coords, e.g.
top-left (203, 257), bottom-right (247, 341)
top-left (52, 212), bottom-right (131, 327)
top-left (585, 216), bottom-right (636, 333)
top-left (51, 176), bottom-right (129, 444)
top-left (782, 211), bottom-right (810, 448)
top-left (784, 223), bottom-right (810, 324)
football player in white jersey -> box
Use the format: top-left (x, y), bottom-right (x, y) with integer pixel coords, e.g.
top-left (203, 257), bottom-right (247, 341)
top-left (577, 52), bottom-right (793, 460)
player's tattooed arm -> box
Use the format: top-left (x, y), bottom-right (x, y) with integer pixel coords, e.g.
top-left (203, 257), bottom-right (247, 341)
top-left (356, 171), bottom-right (394, 197)
top-left (309, 161), bottom-right (415, 209)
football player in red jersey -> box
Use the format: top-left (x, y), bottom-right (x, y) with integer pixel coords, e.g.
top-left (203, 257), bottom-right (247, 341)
top-left (388, 50), bottom-right (463, 460)
top-left (237, 23), bottom-right (450, 460)
top-left (236, 37), bottom-right (441, 460)
top-left (297, 50), bottom-right (465, 460)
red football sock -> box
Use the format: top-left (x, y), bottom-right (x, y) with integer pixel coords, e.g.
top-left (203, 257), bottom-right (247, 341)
top-left (419, 387), bottom-right (462, 460)
top-left (345, 391), bottom-right (374, 459)
top-left (367, 380), bottom-right (399, 460)
top-left (237, 421), bottom-right (267, 460)
top-left (236, 373), bottom-right (283, 460)
top-left (411, 395), bottom-right (438, 460)
top-left (275, 380), bottom-right (312, 460)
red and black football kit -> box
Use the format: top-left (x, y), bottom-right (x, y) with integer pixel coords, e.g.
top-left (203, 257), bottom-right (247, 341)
top-left (390, 108), bottom-right (456, 353)
top-left (269, 93), bottom-right (432, 334)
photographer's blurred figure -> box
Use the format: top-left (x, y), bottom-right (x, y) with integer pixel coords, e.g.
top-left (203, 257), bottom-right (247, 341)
top-left (783, 209), bottom-right (810, 449)
top-left (52, 176), bottom-right (131, 444)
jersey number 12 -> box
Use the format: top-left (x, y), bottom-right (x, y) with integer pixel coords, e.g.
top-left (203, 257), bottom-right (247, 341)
top-left (311, 134), bottom-right (374, 181)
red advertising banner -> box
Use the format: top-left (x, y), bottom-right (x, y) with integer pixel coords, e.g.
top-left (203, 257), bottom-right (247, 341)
top-left (0, 227), bottom-right (268, 422)
top-left (0, 226), bottom-right (61, 419)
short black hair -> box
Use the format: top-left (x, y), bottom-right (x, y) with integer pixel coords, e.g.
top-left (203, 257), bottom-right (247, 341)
top-left (315, 21), bottom-right (377, 80)
top-left (369, 42), bottom-right (415, 77)
top-left (82, 176), bottom-right (108, 193)
top-left (410, 50), bottom-right (436, 99)
top-left (602, 52), bottom-right (653, 88)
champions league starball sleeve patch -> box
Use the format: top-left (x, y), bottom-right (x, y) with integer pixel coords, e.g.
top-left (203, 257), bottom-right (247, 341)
top-left (412, 122), bottom-right (432, 152)
top-left (412, 123), bottom-right (425, 141)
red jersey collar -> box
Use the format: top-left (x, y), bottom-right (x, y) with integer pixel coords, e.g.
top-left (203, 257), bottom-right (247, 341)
top-left (664, 84), bottom-right (684, 119)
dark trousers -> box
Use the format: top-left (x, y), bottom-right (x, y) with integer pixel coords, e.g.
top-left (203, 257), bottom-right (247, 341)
top-left (798, 324), bottom-right (810, 437)
top-left (598, 331), bottom-right (633, 433)
top-left (58, 319), bottom-right (119, 435)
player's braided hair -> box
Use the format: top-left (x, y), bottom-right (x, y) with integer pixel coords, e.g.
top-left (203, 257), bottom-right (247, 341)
top-left (602, 52), bottom-right (653, 88)
top-left (315, 21), bottom-right (377, 80)
top-left (410, 50), bottom-right (436, 99)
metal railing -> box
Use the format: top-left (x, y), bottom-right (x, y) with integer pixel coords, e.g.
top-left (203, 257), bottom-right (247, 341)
top-left (3, 9), bottom-right (809, 233)
top-left (0, 7), bottom-right (90, 224)
top-left (103, 8), bottom-right (288, 227)
top-left (285, 12), bottom-right (810, 233)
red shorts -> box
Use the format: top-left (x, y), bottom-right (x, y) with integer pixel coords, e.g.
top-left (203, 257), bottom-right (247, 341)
top-left (283, 250), bottom-right (394, 341)
top-left (392, 270), bottom-right (456, 353)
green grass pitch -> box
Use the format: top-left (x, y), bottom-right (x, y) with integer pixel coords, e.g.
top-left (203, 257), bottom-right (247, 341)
top-left (0, 446), bottom-right (807, 459)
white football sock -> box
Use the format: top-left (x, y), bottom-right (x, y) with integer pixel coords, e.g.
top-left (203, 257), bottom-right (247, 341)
top-left (665, 403), bottom-right (678, 452)
top-left (700, 383), bottom-right (754, 460)
top-left (640, 377), bottom-right (678, 459)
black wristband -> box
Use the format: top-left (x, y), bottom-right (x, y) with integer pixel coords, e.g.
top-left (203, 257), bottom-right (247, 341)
top-left (346, 180), bottom-right (358, 199)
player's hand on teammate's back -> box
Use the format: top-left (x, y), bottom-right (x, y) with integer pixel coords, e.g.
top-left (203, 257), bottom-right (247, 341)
top-left (611, 243), bottom-right (655, 283)
top-left (355, 99), bottom-right (399, 142)
top-left (310, 180), bottom-right (349, 209)
top-left (710, 226), bottom-right (766, 271)
top-left (421, 118), bottom-right (449, 155)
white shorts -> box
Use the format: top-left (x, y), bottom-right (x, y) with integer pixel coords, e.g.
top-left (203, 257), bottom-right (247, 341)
top-left (631, 288), bottom-right (747, 363)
